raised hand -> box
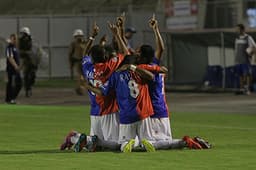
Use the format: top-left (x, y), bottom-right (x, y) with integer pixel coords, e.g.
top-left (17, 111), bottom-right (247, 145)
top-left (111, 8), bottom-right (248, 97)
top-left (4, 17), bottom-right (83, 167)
top-left (108, 21), bottom-right (119, 35)
top-left (149, 13), bottom-right (158, 30)
top-left (91, 21), bottom-right (99, 37)
top-left (116, 12), bottom-right (125, 27)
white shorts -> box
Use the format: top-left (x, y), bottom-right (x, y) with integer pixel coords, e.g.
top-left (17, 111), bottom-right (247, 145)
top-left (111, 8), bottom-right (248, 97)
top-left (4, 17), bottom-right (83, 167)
top-left (90, 115), bottom-right (103, 139)
top-left (101, 112), bottom-right (119, 142)
top-left (150, 117), bottom-right (172, 141)
top-left (90, 113), bottom-right (119, 142)
top-left (118, 117), bottom-right (154, 144)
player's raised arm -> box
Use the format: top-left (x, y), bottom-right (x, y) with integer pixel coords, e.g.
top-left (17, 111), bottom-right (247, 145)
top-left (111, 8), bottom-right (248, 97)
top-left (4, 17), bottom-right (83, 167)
top-left (83, 22), bottom-right (99, 56)
top-left (149, 14), bottom-right (165, 60)
top-left (116, 12), bottom-right (128, 46)
top-left (108, 21), bottom-right (129, 56)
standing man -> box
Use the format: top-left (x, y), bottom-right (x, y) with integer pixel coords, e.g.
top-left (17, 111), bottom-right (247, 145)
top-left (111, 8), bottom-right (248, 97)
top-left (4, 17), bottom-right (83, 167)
top-left (235, 24), bottom-right (256, 95)
top-left (125, 27), bottom-right (136, 53)
top-left (5, 34), bottom-right (22, 104)
top-left (68, 29), bottom-right (88, 95)
top-left (19, 27), bottom-right (36, 97)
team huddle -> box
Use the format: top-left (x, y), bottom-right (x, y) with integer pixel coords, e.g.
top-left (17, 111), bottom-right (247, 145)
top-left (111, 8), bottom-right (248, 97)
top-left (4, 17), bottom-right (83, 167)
top-left (60, 13), bottom-right (211, 152)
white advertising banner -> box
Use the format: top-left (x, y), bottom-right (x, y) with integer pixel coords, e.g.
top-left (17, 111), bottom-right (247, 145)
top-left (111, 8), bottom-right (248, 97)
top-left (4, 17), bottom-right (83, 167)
top-left (166, 16), bottom-right (197, 29)
top-left (173, 0), bottom-right (191, 16)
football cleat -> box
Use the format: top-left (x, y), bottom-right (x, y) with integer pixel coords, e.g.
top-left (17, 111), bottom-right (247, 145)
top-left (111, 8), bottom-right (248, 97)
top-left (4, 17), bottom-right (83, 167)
top-left (74, 133), bottom-right (87, 152)
top-left (60, 131), bottom-right (77, 150)
top-left (86, 135), bottom-right (98, 152)
top-left (141, 139), bottom-right (155, 152)
top-left (183, 136), bottom-right (202, 149)
top-left (194, 136), bottom-right (212, 149)
top-left (123, 139), bottom-right (135, 153)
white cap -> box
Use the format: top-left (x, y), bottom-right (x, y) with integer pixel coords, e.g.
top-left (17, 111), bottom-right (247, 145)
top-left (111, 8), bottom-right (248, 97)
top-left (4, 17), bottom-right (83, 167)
top-left (73, 29), bottom-right (84, 37)
top-left (20, 27), bottom-right (31, 35)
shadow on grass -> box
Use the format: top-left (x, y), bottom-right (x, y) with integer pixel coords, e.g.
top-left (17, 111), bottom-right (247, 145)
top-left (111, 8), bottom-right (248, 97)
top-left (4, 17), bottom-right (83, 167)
top-left (0, 149), bottom-right (73, 155)
top-left (0, 148), bottom-right (148, 155)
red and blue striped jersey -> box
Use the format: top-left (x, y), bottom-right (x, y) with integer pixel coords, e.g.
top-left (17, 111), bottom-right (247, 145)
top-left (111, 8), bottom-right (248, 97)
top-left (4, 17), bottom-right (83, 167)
top-left (82, 54), bottom-right (125, 116)
top-left (101, 70), bottom-right (154, 124)
top-left (93, 53), bottom-right (125, 115)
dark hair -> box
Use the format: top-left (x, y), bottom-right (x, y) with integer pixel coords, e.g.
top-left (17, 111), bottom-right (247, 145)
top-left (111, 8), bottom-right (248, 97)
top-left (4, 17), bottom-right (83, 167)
top-left (120, 55), bottom-right (138, 65)
top-left (237, 24), bottom-right (245, 31)
top-left (139, 45), bottom-right (155, 64)
top-left (104, 45), bottom-right (116, 60)
top-left (89, 45), bottom-right (106, 63)
top-left (10, 34), bottom-right (16, 39)
top-left (111, 37), bottom-right (119, 52)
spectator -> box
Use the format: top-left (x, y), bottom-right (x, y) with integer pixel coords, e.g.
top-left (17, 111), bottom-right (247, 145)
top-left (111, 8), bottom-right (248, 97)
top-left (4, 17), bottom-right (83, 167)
top-left (235, 24), bottom-right (256, 95)
top-left (125, 27), bottom-right (136, 53)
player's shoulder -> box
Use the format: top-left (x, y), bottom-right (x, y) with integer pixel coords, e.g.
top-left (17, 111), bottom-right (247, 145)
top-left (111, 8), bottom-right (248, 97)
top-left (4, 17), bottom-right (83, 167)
top-left (82, 56), bottom-right (92, 65)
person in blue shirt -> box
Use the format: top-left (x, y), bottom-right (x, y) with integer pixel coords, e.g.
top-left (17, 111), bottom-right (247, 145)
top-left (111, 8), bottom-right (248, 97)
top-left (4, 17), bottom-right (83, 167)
top-left (136, 15), bottom-right (202, 150)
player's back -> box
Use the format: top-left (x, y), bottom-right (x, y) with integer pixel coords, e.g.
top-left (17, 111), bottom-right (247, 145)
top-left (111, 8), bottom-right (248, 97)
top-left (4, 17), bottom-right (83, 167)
top-left (148, 70), bottom-right (169, 118)
top-left (93, 53), bottom-right (125, 115)
top-left (147, 58), bottom-right (169, 118)
top-left (108, 70), bottom-right (154, 124)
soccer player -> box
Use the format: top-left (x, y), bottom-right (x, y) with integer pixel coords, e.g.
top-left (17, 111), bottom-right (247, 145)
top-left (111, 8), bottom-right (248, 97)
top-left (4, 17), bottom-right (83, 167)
top-left (136, 14), bottom-right (202, 150)
top-left (74, 20), bottom-right (129, 152)
top-left (86, 54), bottom-right (157, 152)
top-left (5, 34), bottom-right (22, 104)
top-left (60, 24), bottom-right (100, 152)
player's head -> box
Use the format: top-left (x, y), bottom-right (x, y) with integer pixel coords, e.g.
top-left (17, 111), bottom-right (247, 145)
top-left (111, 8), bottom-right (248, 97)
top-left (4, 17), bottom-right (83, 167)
top-left (137, 44), bottom-right (155, 64)
top-left (20, 27), bottom-right (31, 36)
top-left (104, 45), bottom-right (117, 60)
top-left (111, 37), bottom-right (119, 52)
top-left (89, 45), bottom-right (106, 64)
top-left (237, 24), bottom-right (245, 34)
top-left (120, 54), bottom-right (138, 66)
top-left (125, 27), bottom-right (136, 40)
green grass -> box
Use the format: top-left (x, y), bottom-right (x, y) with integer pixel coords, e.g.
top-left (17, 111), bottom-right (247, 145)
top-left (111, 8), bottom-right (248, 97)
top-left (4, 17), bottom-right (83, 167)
top-left (0, 104), bottom-right (255, 170)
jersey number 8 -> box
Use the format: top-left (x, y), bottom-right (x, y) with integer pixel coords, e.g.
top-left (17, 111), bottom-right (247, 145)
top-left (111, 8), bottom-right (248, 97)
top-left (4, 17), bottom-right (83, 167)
top-left (128, 80), bottom-right (139, 98)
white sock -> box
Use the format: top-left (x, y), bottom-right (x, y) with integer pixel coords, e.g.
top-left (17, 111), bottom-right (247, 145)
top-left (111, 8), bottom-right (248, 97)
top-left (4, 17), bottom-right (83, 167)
top-left (120, 142), bottom-right (128, 151)
top-left (71, 133), bottom-right (81, 144)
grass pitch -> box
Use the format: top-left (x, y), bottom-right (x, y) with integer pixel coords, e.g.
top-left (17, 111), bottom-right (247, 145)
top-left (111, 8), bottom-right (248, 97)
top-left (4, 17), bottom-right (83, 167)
top-left (0, 104), bottom-right (255, 170)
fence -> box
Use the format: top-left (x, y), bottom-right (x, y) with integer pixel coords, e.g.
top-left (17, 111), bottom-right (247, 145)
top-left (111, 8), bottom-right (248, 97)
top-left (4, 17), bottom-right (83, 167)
top-left (2, 14), bottom-right (256, 90)
top-left (0, 12), bottom-right (165, 78)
